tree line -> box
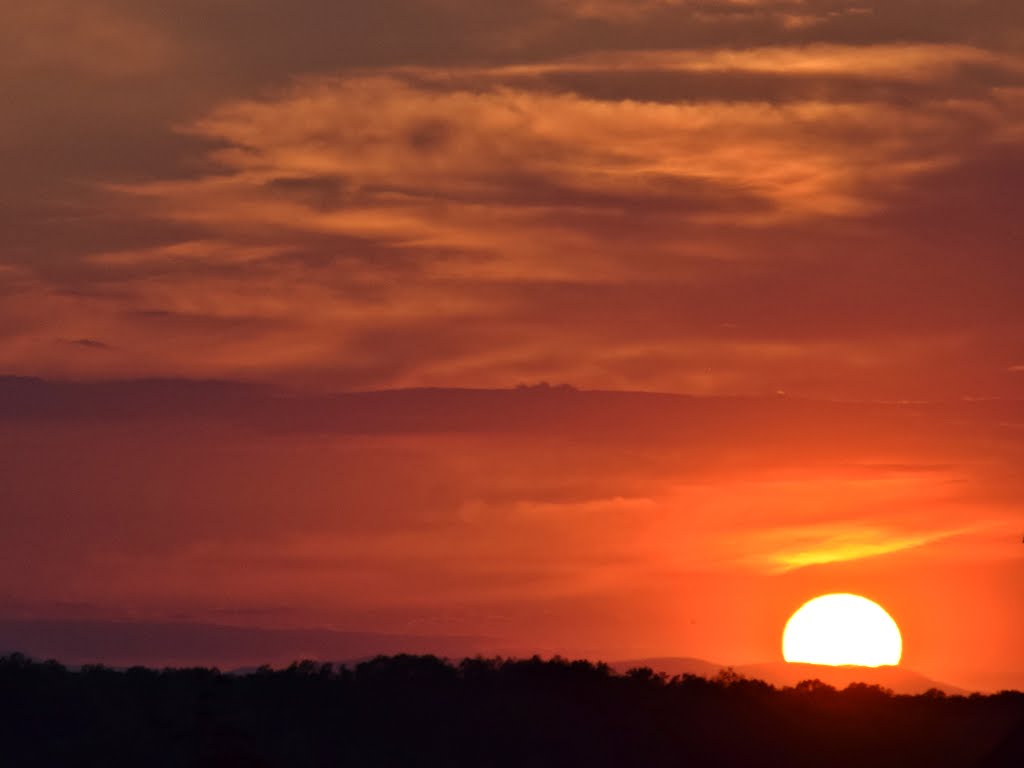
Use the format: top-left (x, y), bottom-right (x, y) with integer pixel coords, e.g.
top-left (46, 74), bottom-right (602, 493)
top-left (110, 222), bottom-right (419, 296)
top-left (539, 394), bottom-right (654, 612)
top-left (1, 652), bottom-right (1022, 767)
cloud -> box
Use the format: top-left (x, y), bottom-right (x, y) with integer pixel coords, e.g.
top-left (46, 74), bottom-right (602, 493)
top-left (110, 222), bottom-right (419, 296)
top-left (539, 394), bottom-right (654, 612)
top-left (547, 0), bottom-right (689, 20)
top-left (544, 0), bottom-right (874, 32)
top-left (0, 4), bottom-right (1022, 396)
top-left (114, 55), bottom-right (1022, 282)
top-left (453, 43), bottom-right (1024, 82)
top-left (25, 43), bottom-right (1001, 394)
top-left (760, 523), bottom-right (971, 570)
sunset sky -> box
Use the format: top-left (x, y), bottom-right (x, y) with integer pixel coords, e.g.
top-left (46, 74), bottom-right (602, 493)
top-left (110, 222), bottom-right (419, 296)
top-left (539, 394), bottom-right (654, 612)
top-left (1, 1), bottom-right (1022, 691)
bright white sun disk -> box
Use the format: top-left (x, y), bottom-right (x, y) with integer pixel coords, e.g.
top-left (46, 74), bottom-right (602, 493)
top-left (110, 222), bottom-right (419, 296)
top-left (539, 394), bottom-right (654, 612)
top-left (782, 593), bottom-right (902, 667)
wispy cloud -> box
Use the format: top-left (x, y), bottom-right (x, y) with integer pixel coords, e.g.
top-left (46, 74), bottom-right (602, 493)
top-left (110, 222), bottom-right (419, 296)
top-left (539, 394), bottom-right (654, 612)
top-left (759, 523), bottom-right (971, 570)
top-left (431, 43), bottom-right (1024, 82)
top-left (1, 5), bottom-right (1023, 396)
top-left (131, 57), bottom-right (1022, 237)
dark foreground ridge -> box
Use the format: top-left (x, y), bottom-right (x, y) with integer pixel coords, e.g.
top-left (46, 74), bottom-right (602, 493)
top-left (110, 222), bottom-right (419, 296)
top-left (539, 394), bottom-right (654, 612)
top-left (2, 653), bottom-right (1022, 767)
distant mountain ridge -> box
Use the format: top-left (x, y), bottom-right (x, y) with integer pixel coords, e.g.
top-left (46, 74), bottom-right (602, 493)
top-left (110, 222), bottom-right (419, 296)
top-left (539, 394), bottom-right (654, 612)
top-left (613, 657), bottom-right (967, 695)
top-left (0, 619), bottom-right (492, 670)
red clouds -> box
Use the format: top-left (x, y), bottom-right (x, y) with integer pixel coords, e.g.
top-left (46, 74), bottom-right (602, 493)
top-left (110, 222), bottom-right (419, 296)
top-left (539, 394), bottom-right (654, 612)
top-left (3, 35), bottom-right (1022, 395)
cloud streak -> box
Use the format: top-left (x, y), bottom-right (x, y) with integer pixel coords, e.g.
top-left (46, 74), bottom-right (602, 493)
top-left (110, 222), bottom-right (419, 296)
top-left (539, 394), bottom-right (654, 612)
top-left (32, 38), bottom-right (1008, 395)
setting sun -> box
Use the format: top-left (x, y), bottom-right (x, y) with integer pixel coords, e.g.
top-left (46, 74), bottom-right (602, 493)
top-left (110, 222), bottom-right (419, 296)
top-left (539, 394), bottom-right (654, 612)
top-left (783, 594), bottom-right (902, 668)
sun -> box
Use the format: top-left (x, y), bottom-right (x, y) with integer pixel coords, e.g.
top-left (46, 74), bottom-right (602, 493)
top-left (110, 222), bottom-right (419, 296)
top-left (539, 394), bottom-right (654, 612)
top-left (782, 593), bottom-right (902, 667)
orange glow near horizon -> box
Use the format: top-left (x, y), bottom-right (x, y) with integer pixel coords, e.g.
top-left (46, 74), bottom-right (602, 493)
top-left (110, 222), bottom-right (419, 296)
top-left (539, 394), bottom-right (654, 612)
top-left (783, 594), bottom-right (903, 668)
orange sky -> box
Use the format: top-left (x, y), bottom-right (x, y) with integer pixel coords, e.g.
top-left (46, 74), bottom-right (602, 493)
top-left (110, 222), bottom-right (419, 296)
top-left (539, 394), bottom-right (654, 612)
top-left (1, 1), bottom-right (1022, 690)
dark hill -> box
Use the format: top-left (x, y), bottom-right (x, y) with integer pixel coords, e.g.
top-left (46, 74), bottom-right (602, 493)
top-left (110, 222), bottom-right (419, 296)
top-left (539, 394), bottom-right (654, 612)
top-left (615, 657), bottom-right (965, 695)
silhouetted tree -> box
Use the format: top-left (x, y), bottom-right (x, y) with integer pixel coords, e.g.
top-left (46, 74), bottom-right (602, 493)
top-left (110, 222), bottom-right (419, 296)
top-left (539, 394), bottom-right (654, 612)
top-left (1, 653), bottom-right (1021, 767)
